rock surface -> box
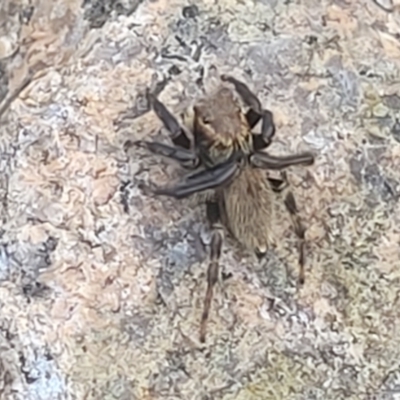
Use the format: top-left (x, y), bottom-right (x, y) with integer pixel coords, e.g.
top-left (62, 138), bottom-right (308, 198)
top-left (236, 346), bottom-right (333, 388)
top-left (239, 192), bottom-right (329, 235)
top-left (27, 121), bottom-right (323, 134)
top-left (0, 0), bottom-right (400, 399)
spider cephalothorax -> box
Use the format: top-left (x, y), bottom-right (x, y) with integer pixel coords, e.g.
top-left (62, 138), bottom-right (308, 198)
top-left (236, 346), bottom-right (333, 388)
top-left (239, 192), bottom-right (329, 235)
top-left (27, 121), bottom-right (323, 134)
top-left (136, 74), bottom-right (315, 343)
top-left (191, 86), bottom-right (253, 166)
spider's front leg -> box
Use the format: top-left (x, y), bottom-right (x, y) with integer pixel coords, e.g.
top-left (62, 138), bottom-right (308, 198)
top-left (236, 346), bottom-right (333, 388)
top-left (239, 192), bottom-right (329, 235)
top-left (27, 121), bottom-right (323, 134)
top-left (135, 141), bottom-right (198, 168)
top-left (250, 151), bottom-right (315, 170)
top-left (220, 75), bottom-right (275, 151)
top-left (135, 91), bottom-right (199, 169)
top-left (153, 159), bottom-right (239, 199)
top-left (148, 91), bottom-right (191, 149)
top-left (200, 200), bottom-right (225, 343)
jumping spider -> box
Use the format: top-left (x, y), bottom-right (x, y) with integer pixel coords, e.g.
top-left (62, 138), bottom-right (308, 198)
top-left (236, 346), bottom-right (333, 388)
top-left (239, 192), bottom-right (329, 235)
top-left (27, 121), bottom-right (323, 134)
top-left (136, 75), bottom-right (315, 343)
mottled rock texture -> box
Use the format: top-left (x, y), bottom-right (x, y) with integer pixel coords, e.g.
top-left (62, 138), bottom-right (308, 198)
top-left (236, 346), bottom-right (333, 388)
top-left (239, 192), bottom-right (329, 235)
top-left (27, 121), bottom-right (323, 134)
top-left (1, 0), bottom-right (400, 399)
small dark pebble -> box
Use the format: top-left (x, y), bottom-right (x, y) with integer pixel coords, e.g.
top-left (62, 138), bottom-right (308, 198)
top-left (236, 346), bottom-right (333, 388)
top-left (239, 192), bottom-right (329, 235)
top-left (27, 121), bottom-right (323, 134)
top-left (391, 119), bottom-right (400, 143)
top-left (222, 272), bottom-right (233, 281)
top-left (168, 65), bottom-right (181, 76)
top-left (182, 5), bottom-right (199, 19)
top-left (305, 35), bottom-right (318, 45)
top-left (19, 6), bottom-right (34, 25)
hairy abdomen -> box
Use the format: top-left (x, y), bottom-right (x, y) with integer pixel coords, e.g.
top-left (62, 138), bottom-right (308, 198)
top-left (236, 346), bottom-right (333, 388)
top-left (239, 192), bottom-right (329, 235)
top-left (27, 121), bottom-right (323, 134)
top-left (221, 167), bottom-right (274, 254)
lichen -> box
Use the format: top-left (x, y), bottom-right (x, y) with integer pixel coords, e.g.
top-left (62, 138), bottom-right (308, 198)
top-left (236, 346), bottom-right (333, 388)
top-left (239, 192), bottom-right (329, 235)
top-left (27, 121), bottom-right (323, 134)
top-left (0, 0), bottom-right (400, 399)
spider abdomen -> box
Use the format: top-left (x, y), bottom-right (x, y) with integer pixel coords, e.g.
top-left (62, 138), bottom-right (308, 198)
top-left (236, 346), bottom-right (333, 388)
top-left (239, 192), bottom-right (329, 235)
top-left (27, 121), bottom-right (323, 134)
top-left (221, 167), bottom-right (274, 256)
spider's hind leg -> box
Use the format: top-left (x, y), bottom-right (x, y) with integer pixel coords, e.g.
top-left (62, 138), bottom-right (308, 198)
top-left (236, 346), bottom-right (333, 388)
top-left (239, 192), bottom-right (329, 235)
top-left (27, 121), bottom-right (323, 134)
top-left (269, 173), bottom-right (307, 286)
top-left (200, 200), bottom-right (225, 343)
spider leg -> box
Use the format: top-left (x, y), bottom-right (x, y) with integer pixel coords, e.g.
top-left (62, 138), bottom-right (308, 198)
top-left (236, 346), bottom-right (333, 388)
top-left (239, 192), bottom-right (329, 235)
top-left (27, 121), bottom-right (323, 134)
top-left (135, 141), bottom-right (199, 169)
top-left (153, 159), bottom-right (239, 199)
top-left (250, 151), bottom-right (315, 170)
top-left (252, 110), bottom-right (276, 151)
top-left (269, 173), bottom-right (307, 286)
top-left (284, 191), bottom-right (307, 286)
top-left (220, 75), bottom-right (262, 115)
top-left (220, 75), bottom-right (276, 150)
top-left (267, 174), bottom-right (289, 193)
top-left (200, 200), bottom-right (224, 343)
top-left (147, 91), bottom-right (191, 149)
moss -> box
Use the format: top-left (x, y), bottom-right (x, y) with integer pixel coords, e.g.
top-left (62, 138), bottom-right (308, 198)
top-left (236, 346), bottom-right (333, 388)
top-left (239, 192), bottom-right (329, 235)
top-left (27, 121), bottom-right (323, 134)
top-left (226, 350), bottom-right (314, 400)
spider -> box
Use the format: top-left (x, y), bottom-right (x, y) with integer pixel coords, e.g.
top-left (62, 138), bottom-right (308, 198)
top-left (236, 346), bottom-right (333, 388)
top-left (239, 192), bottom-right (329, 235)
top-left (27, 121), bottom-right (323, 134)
top-left (135, 74), bottom-right (315, 342)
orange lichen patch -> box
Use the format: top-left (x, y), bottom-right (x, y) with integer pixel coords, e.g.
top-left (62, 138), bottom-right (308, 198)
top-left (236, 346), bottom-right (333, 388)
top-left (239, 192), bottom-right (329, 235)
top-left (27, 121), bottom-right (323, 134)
top-left (326, 4), bottom-right (359, 37)
top-left (92, 175), bottom-right (119, 206)
top-left (373, 232), bottom-right (400, 275)
top-left (17, 224), bottom-right (50, 245)
top-left (298, 77), bottom-right (326, 93)
top-left (227, 282), bottom-right (264, 325)
top-left (313, 297), bottom-right (338, 319)
top-left (377, 30), bottom-right (400, 59)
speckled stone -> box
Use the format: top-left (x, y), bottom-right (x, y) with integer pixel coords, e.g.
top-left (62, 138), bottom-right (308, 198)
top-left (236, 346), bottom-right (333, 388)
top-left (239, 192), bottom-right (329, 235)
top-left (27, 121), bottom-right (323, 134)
top-left (0, 0), bottom-right (400, 399)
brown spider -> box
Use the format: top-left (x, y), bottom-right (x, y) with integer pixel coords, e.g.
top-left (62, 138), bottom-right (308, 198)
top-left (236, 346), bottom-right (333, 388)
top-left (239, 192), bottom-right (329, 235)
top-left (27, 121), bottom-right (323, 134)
top-left (136, 75), bottom-right (315, 343)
